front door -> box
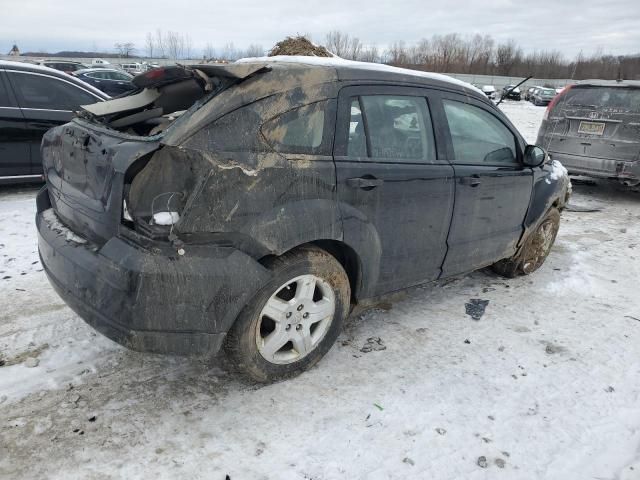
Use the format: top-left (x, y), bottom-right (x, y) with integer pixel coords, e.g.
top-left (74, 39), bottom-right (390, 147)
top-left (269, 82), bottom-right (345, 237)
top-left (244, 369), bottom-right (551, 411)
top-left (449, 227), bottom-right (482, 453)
top-left (439, 95), bottom-right (533, 276)
top-left (334, 85), bottom-right (455, 296)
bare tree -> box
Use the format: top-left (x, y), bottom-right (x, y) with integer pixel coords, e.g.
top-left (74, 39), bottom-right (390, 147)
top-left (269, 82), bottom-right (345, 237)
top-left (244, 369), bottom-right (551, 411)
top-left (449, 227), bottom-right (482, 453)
top-left (145, 32), bottom-right (154, 58)
top-left (245, 44), bottom-right (264, 58)
top-left (114, 42), bottom-right (136, 58)
top-left (325, 31), bottom-right (350, 57)
top-left (359, 44), bottom-right (380, 63)
top-left (494, 39), bottom-right (521, 75)
top-left (155, 28), bottom-right (166, 58)
top-left (219, 42), bottom-right (238, 61)
top-left (203, 42), bottom-right (216, 60)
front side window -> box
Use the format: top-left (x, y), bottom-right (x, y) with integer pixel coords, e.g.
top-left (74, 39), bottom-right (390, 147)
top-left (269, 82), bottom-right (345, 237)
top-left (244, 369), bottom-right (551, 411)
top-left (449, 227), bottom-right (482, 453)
top-left (8, 72), bottom-right (97, 110)
top-left (347, 95), bottom-right (436, 162)
top-left (443, 100), bottom-right (517, 165)
top-left (87, 72), bottom-right (107, 80)
top-left (261, 101), bottom-right (331, 154)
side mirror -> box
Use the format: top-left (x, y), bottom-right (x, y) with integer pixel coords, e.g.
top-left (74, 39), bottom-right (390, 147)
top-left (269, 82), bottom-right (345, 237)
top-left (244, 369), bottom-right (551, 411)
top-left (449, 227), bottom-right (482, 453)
top-left (523, 145), bottom-right (547, 168)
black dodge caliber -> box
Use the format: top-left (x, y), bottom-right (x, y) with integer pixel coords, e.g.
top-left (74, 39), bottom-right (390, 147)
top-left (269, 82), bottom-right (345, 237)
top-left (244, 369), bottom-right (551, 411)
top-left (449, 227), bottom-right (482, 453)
top-left (36, 58), bottom-right (570, 381)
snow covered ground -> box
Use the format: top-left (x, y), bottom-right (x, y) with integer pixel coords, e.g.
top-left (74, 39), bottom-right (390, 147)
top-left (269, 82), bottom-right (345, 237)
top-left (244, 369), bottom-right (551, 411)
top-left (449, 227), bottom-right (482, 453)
top-left (1, 102), bottom-right (640, 480)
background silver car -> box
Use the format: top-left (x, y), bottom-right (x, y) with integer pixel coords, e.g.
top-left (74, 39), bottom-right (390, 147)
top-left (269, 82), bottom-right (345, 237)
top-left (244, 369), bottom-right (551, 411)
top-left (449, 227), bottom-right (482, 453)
top-left (537, 81), bottom-right (640, 186)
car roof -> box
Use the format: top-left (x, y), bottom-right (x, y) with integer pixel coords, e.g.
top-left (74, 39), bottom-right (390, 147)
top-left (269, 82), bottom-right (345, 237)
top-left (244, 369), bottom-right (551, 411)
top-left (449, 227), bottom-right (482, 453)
top-left (235, 56), bottom-right (485, 98)
top-left (76, 67), bottom-right (128, 74)
top-left (41, 60), bottom-right (85, 65)
top-left (575, 79), bottom-right (640, 88)
top-left (0, 60), bottom-right (110, 99)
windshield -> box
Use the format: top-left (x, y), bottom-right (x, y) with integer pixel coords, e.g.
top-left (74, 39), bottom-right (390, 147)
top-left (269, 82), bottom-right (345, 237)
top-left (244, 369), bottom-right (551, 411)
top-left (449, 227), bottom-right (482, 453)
top-left (541, 89), bottom-right (555, 95)
top-left (564, 87), bottom-right (640, 112)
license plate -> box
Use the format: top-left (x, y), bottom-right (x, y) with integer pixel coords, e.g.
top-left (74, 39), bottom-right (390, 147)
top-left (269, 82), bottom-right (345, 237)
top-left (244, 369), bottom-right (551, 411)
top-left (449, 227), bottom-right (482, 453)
top-left (578, 121), bottom-right (605, 135)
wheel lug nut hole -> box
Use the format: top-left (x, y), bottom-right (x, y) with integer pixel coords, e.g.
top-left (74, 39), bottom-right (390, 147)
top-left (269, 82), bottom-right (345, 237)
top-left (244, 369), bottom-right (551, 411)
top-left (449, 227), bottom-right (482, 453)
top-left (296, 324), bottom-right (302, 330)
top-left (297, 305), bottom-right (304, 311)
top-left (303, 312), bottom-right (309, 319)
top-left (286, 312), bottom-right (292, 318)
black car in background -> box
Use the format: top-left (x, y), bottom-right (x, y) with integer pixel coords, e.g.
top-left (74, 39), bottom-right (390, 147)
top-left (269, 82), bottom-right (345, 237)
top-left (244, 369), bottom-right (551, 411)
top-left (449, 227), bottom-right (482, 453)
top-left (502, 85), bottom-right (521, 100)
top-left (73, 68), bottom-right (136, 96)
top-left (0, 60), bottom-right (107, 184)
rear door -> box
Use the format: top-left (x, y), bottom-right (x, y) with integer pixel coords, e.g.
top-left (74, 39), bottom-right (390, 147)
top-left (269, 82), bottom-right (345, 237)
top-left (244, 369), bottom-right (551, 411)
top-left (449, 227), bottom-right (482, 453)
top-left (6, 69), bottom-right (103, 175)
top-left (0, 69), bottom-right (30, 177)
top-left (334, 85), bottom-right (455, 296)
top-left (440, 94), bottom-right (532, 276)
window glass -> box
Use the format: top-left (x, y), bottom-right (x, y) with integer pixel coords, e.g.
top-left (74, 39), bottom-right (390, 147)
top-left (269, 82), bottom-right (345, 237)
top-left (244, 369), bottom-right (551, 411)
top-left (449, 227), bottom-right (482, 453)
top-left (9, 72), bottom-right (97, 110)
top-left (262, 101), bottom-right (328, 154)
top-left (0, 76), bottom-right (10, 106)
top-left (564, 87), bottom-right (640, 112)
top-left (347, 98), bottom-right (366, 157)
top-left (356, 95), bottom-right (436, 161)
top-left (112, 71), bottom-right (132, 81)
top-left (87, 71), bottom-right (107, 80)
top-left (443, 100), bottom-right (517, 165)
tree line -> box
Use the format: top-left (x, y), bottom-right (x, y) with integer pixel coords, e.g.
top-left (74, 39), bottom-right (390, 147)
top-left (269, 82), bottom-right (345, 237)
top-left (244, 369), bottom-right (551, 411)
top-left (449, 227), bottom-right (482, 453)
top-left (324, 31), bottom-right (640, 80)
top-left (25, 29), bottom-right (639, 81)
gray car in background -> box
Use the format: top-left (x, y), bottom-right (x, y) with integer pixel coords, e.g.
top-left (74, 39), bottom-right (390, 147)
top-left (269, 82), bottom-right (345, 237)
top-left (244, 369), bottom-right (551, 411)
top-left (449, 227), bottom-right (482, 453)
top-left (537, 80), bottom-right (640, 186)
top-left (531, 87), bottom-right (556, 106)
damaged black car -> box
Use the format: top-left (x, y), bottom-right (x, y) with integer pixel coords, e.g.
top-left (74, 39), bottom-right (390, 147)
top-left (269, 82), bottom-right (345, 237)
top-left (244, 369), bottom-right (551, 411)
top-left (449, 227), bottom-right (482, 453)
top-left (36, 58), bottom-right (570, 381)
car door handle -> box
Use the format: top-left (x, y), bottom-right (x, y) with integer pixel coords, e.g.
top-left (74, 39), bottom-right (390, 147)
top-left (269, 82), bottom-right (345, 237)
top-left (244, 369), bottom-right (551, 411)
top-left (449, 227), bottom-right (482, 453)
top-left (460, 176), bottom-right (482, 187)
top-left (346, 177), bottom-right (384, 189)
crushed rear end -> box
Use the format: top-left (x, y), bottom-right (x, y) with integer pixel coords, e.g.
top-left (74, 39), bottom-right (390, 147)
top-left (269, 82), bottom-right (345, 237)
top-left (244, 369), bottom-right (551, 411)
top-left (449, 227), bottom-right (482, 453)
top-left (36, 63), bottom-right (274, 355)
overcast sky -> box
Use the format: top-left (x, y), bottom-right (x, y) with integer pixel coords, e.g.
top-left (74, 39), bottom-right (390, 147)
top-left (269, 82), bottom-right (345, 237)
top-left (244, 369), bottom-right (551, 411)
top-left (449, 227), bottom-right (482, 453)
top-left (2, 0), bottom-right (639, 58)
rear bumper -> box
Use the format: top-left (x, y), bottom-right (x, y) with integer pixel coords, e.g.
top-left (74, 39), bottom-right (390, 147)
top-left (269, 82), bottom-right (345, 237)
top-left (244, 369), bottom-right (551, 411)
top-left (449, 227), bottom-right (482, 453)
top-left (548, 151), bottom-right (640, 183)
top-left (36, 187), bottom-right (271, 356)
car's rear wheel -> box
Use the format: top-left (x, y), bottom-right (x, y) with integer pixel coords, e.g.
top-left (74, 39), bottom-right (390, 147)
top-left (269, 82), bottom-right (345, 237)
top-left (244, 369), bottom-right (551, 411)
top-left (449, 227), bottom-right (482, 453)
top-left (225, 246), bottom-right (350, 382)
top-left (492, 208), bottom-right (561, 278)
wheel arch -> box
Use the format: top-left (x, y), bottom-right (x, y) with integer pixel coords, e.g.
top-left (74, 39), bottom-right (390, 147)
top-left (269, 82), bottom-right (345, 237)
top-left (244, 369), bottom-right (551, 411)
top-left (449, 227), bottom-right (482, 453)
top-left (259, 239), bottom-right (368, 305)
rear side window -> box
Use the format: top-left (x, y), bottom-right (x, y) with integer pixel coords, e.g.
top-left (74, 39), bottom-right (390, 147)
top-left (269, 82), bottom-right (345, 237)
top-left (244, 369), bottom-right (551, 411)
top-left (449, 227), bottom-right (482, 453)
top-left (443, 100), bottom-right (517, 165)
top-left (8, 72), bottom-right (97, 110)
top-left (564, 87), bottom-right (640, 112)
top-left (347, 95), bottom-right (436, 162)
top-left (261, 101), bottom-right (333, 155)
top-left (0, 75), bottom-right (11, 107)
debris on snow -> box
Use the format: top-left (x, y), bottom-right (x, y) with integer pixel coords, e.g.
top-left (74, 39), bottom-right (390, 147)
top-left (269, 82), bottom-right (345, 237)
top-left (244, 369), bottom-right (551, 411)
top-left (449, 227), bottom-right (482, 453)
top-left (477, 456), bottom-right (488, 468)
top-left (495, 458), bottom-right (506, 468)
top-left (465, 299), bottom-right (490, 320)
top-left (24, 357), bottom-right (39, 368)
top-left (361, 337), bottom-right (386, 353)
top-left (435, 428), bottom-right (447, 435)
top-left (403, 457), bottom-right (415, 466)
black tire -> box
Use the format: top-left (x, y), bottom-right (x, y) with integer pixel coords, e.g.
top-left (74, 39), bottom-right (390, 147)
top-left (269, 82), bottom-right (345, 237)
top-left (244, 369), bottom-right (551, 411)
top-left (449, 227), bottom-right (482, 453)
top-left (225, 246), bottom-right (351, 382)
top-left (492, 208), bottom-right (561, 278)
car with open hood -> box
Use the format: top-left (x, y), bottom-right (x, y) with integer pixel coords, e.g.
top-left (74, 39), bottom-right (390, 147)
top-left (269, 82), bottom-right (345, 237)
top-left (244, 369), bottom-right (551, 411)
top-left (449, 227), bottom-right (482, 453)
top-left (502, 85), bottom-right (521, 101)
top-left (36, 58), bottom-right (570, 381)
top-left (536, 80), bottom-right (640, 186)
